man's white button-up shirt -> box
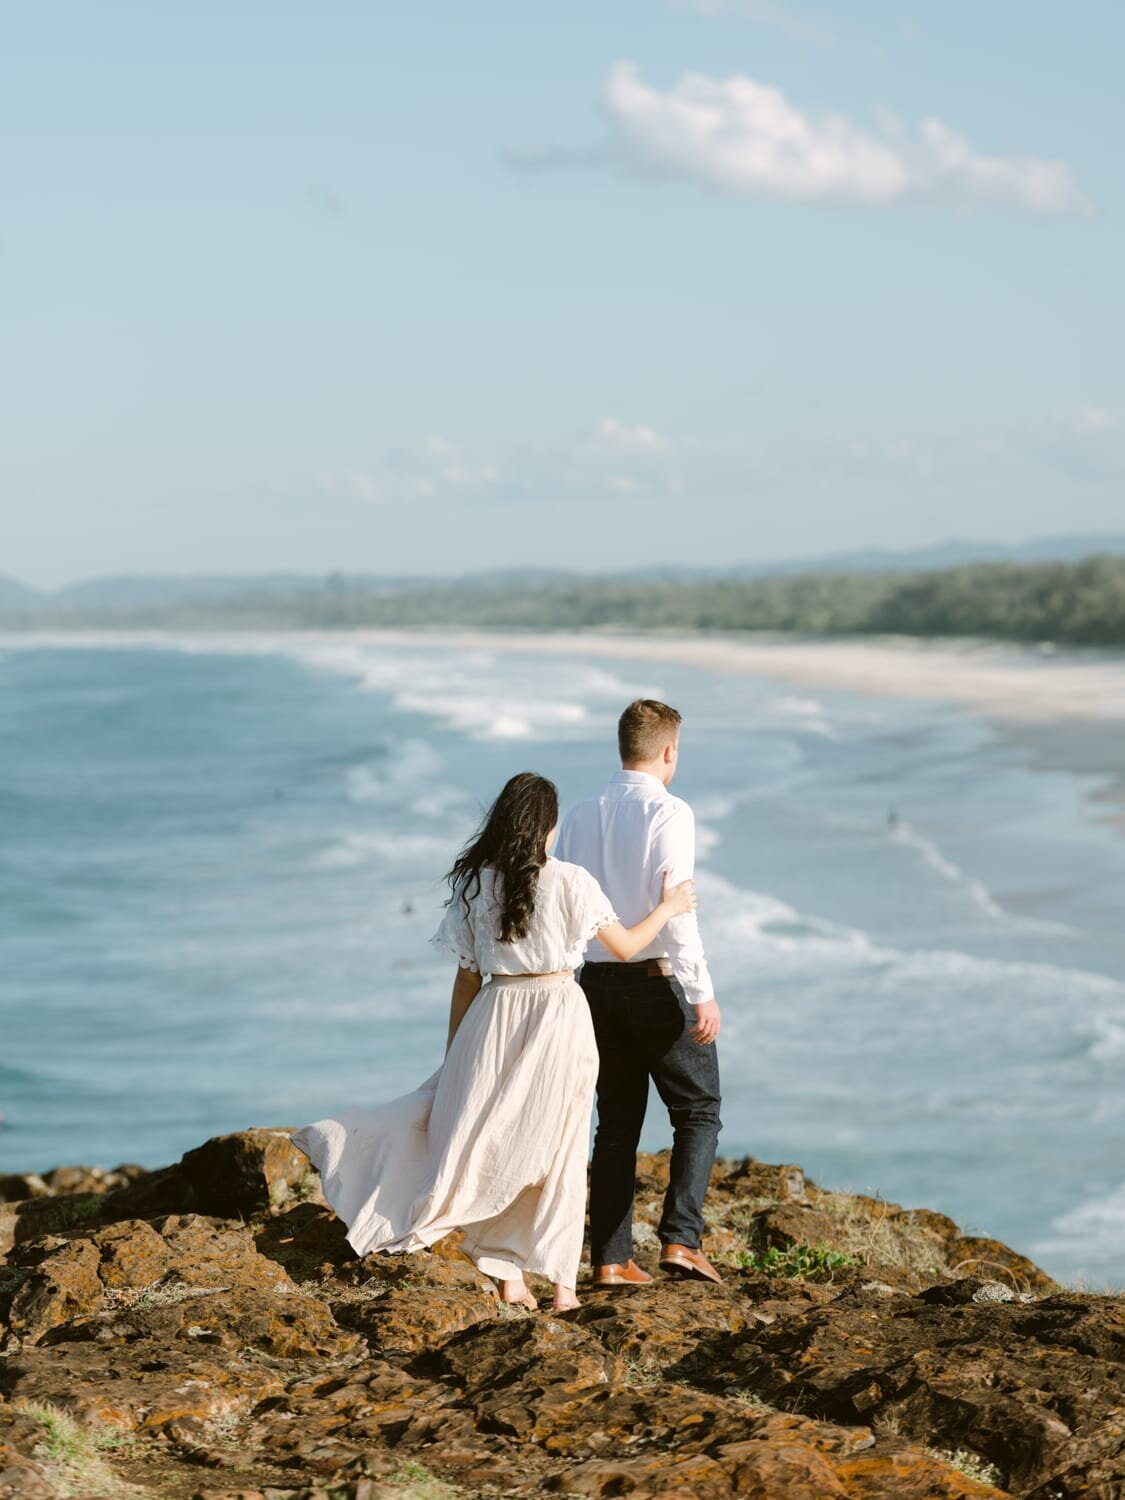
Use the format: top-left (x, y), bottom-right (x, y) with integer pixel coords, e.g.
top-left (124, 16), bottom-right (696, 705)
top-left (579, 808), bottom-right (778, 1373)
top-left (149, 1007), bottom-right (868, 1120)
top-left (553, 769), bottom-right (715, 1007)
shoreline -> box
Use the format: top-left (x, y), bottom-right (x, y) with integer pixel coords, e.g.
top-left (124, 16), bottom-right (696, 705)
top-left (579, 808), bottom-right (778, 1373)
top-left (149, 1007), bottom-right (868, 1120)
top-left (323, 628), bottom-right (1125, 831)
top-left (7, 624), bottom-right (1125, 717)
top-left (8, 626), bottom-right (1125, 822)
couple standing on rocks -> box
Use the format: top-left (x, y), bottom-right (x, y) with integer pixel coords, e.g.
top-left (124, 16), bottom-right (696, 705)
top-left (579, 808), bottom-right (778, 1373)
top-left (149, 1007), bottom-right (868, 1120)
top-left (292, 698), bottom-right (724, 1314)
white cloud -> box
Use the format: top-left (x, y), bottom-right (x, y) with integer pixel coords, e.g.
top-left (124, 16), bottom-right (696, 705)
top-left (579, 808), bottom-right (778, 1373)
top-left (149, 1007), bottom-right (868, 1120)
top-left (315, 406), bottom-right (1125, 511)
top-left (316, 468), bottom-right (385, 504)
top-left (593, 417), bottom-right (668, 453)
top-left (318, 436), bottom-right (501, 506)
top-left (602, 62), bottom-right (1091, 214)
top-left (1068, 407), bottom-right (1119, 434)
top-left (317, 420), bottom-right (675, 508)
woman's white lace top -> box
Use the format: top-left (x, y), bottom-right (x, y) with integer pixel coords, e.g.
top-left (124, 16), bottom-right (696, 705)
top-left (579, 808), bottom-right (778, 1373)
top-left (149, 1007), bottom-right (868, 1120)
top-left (430, 857), bottom-right (617, 975)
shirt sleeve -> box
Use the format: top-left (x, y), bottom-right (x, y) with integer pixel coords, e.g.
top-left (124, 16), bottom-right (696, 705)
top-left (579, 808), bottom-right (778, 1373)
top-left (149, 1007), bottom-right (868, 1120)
top-left (429, 884), bottom-right (480, 972)
top-left (568, 865), bottom-right (618, 947)
top-left (650, 803), bottom-right (715, 1007)
top-left (551, 809), bottom-right (573, 864)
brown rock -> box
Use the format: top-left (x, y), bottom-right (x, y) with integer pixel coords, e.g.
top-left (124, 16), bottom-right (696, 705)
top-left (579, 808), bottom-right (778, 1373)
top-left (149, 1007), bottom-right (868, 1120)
top-left (634, 1152), bottom-right (673, 1192)
top-left (0, 1175), bottom-right (51, 1205)
top-left (49, 1284), bottom-right (361, 1361)
top-left (572, 1283), bottom-right (748, 1374)
top-left (332, 1281), bottom-right (498, 1355)
top-left (945, 1235), bottom-right (1056, 1295)
top-left (540, 1383), bottom-right (748, 1460)
top-left (99, 1161), bottom-right (195, 1222)
top-left (253, 1203), bottom-right (354, 1281)
top-left (750, 1203), bottom-right (840, 1251)
top-left (550, 1451), bottom-right (734, 1496)
top-left (326, 1249), bottom-right (500, 1354)
top-left (87, 1219), bottom-right (172, 1288)
top-left (1, 1193), bottom-right (108, 1253)
top-left (0, 1338), bottom-right (287, 1431)
top-left (426, 1314), bottom-right (622, 1441)
top-left (245, 1357), bottom-right (463, 1474)
top-left (189, 1492), bottom-right (266, 1500)
top-left (833, 1449), bottom-right (1008, 1498)
top-left (0, 1143), bottom-right (1091, 1498)
top-left (42, 1163), bottom-right (146, 1196)
top-left (153, 1213), bottom-right (293, 1289)
top-left (7, 1238), bottom-right (103, 1343)
top-left (4, 1212), bottom-right (297, 1347)
top-left (715, 1157), bottom-right (812, 1206)
top-left (699, 1288), bottom-right (1125, 1496)
top-left (0, 1164), bottom-right (167, 1255)
top-left (179, 1129), bottom-right (312, 1218)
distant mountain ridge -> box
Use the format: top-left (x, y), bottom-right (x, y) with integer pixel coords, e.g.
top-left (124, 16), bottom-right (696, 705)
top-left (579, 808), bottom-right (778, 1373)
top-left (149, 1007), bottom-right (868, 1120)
top-left (6, 533), bottom-right (1125, 613)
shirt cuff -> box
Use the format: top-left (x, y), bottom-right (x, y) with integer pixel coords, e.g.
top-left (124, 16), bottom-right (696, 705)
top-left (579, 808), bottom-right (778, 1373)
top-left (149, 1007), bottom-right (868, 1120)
top-left (668, 957), bottom-right (714, 1007)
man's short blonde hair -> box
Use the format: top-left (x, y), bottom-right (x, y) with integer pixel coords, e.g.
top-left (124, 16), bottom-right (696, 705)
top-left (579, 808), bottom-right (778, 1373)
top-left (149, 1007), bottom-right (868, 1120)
top-left (618, 699), bottom-right (682, 764)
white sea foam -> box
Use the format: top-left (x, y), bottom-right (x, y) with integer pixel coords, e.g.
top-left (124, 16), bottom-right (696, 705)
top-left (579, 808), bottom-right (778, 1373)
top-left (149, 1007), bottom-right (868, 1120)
top-left (1083, 1013), bottom-right (1125, 1062)
top-left (693, 795), bottom-right (738, 822)
top-left (1033, 1183), bottom-right (1125, 1278)
top-left (393, 690), bottom-right (588, 741)
top-left (694, 822), bottom-right (723, 856)
top-left (345, 739), bottom-right (447, 805)
top-left (313, 831), bottom-right (453, 869)
top-left (409, 788), bottom-right (470, 819)
top-left (775, 694), bottom-right (838, 737)
top-left (284, 640), bottom-right (602, 741)
top-left (889, 820), bottom-right (1072, 934)
top-left (700, 870), bottom-right (886, 972)
top-left (700, 867), bottom-right (1122, 1007)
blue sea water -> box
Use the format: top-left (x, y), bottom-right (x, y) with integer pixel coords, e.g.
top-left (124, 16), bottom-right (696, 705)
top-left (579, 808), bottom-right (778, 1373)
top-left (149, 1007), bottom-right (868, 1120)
top-left (2, 634), bottom-right (1124, 1287)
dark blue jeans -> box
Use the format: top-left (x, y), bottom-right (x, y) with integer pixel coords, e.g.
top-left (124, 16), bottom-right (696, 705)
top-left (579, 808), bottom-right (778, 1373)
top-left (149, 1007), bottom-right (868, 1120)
top-left (579, 963), bottom-right (722, 1266)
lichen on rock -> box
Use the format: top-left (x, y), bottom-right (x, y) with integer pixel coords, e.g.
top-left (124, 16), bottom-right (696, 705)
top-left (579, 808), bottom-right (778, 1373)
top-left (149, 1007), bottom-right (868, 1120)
top-left (0, 1128), bottom-right (1120, 1499)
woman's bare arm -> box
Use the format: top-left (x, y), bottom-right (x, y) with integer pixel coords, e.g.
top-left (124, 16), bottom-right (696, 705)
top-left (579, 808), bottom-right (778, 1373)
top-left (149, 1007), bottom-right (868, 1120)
top-left (596, 873), bottom-right (696, 962)
top-left (446, 965), bottom-right (484, 1052)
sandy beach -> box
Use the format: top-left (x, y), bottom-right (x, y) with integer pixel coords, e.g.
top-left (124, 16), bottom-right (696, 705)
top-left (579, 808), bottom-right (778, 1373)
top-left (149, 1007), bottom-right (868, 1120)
top-left (415, 629), bottom-right (1125, 826)
top-left (401, 629), bottom-right (1125, 822)
top-left (9, 628), bottom-right (1125, 718)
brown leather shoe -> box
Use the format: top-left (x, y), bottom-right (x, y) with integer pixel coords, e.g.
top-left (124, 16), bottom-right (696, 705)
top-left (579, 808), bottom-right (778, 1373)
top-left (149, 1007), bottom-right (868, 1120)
top-left (591, 1259), bottom-right (654, 1288)
top-left (659, 1243), bottom-right (723, 1284)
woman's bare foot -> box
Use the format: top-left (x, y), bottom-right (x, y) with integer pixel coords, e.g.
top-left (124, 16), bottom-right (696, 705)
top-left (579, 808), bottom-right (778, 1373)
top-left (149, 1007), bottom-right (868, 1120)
top-left (500, 1277), bottom-right (537, 1309)
top-left (552, 1284), bottom-right (580, 1312)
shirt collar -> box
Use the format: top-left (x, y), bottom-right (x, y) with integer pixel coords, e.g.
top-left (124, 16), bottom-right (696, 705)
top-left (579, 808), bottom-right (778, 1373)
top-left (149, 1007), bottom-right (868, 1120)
top-left (612, 769), bottom-right (668, 792)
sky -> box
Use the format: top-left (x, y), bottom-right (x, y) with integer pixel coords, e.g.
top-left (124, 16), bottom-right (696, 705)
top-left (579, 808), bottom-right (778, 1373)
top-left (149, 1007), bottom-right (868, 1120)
top-left (2, 0), bottom-right (1123, 588)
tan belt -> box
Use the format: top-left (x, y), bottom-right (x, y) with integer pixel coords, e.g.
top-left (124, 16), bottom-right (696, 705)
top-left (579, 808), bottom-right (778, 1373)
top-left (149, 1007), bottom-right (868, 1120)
top-left (490, 969), bottom-right (574, 982)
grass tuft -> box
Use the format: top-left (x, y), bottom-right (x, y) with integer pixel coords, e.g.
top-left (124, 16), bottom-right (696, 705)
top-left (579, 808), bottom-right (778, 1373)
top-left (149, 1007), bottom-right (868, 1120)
top-left (13, 1399), bottom-right (140, 1498)
top-left (384, 1461), bottom-right (466, 1498)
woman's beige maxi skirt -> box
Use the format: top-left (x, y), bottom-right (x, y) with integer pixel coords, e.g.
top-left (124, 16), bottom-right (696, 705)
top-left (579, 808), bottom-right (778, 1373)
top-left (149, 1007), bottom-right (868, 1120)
top-left (290, 973), bottom-right (599, 1288)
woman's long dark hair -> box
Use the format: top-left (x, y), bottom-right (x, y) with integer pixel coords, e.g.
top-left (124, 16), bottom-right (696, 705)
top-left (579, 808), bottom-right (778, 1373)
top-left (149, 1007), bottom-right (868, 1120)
top-left (444, 772), bottom-right (559, 943)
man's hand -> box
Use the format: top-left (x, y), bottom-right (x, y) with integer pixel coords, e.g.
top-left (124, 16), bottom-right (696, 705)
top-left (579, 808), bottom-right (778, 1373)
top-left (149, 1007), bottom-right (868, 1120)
top-left (690, 999), bottom-right (721, 1045)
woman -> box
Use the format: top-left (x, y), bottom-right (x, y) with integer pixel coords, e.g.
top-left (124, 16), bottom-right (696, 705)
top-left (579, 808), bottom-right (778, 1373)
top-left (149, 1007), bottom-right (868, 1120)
top-left (291, 771), bottom-right (696, 1313)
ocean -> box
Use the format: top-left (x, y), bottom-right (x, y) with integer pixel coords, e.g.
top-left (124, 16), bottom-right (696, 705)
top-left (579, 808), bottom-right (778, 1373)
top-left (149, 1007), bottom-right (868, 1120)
top-left (2, 633), bottom-right (1123, 1287)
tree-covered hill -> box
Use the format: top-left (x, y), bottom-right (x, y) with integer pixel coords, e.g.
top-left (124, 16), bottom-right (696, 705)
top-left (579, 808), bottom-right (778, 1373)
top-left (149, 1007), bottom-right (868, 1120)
top-left (3, 554), bottom-right (1125, 646)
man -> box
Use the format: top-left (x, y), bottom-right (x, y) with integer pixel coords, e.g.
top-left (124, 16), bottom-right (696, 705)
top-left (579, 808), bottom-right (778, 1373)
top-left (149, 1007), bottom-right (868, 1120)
top-left (554, 698), bottom-right (723, 1287)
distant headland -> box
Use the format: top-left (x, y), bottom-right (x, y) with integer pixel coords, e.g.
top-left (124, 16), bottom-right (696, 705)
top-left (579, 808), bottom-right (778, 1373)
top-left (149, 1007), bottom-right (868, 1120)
top-left (5, 536), bottom-right (1125, 647)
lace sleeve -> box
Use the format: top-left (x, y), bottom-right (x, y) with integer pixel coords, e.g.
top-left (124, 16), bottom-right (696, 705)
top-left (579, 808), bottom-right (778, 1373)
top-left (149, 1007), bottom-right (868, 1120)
top-left (430, 888), bottom-right (479, 972)
top-left (570, 866), bottom-right (618, 945)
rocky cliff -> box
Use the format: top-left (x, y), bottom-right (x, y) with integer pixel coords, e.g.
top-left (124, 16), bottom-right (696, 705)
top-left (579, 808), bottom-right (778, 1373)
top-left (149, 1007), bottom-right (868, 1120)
top-left (1, 1131), bottom-right (1121, 1499)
